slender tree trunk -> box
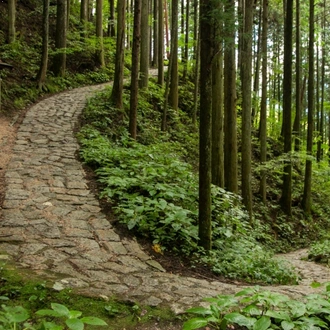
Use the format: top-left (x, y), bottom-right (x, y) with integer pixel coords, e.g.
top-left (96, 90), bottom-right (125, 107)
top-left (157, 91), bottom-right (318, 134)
top-left (95, 0), bottom-right (105, 67)
top-left (224, 0), bottom-right (238, 194)
top-left (152, 0), bottom-right (158, 67)
top-left (164, 0), bottom-right (169, 58)
top-left (199, 0), bottom-right (213, 251)
top-left (241, 0), bottom-right (253, 219)
top-left (302, 0), bottom-right (314, 214)
top-left (252, 5), bottom-right (262, 127)
top-left (108, 0), bottom-right (116, 37)
top-left (37, 0), bottom-right (50, 90)
top-left (259, 0), bottom-right (268, 204)
top-left (212, 52), bottom-right (224, 188)
top-left (80, 0), bottom-right (88, 37)
top-left (129, 0), bottom-right (142, 139)
top-left (54, 0), bottom-right (67, 77)
top-left (168, 0), bottom-right (179, 110)
top-left (192, 32), bottom-right (200, 126)
top-left (8, 0), bottom-right (16, 43)
top-left (111, 0), bottom-right (126, 109)
top-left (139, 0), bottom-right (150, 88)
top-left (319, 6), bottom-right (326, 161)
top-left (293, 0), bottom-right (301, 152)
top-left (183, 0), bottom-right (189, 79)
top-left (157, 0), bottom-right (164, 85)
top-left (280, 0), bottom-right (293, 215)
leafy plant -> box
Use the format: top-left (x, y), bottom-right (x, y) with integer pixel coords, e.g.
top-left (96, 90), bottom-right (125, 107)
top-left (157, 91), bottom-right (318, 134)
top-left (183, 285), bottom-right (330, 330)
top-left (0, 302), bottom-right (107, 330)
top-left (78, 124), bottom-right (298, 284)
top-left (308, 240), bottom-right (330, 264)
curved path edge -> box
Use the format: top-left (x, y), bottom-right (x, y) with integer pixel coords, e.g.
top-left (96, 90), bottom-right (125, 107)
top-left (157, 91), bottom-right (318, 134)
top-left (0, 83), bottom-right (329, 314)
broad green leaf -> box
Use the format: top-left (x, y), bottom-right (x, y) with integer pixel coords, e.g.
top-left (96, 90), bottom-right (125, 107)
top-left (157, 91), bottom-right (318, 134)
top-left (286, 300), bottom-right (306, 318)
top-left (158, 199), bottom-right (167, 210)
top-left (235, 287), bottom-right (258, 297)
top-left (182, 317), bottom-right (208, 330)
top-left (127, 219), bottom-right (137, 230)
top-left (65, 318), bottom-right (84, 330)
top-left (265, 310), bottom-right (290, 321)
top-left (51, 303), bottom-right (70, 317)
top-left (3, 306), bottom-right (29, 323)
top-left (80, 316), bottom-right (107, 325)
top-left (281, 320), bottom-right (295, 330)
top-left (185, 306), bottom-right (212, 316)
top-left (243, 304), bottom-right (262, 316)
top-left (68, 310), bottom-right (82, 319)
top-left (42, 321), bottom-right (64, 330)
top-left (0, 297), bottom-right (9, 301)
top-left (224, 312), bottom-right (256, 327)
top-left (253, 316), bottom-right (271, 330)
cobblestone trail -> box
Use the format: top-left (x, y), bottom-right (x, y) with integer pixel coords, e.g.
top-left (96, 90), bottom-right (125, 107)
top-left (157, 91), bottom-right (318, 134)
top-left (0, 83), bottom-right (329, 314)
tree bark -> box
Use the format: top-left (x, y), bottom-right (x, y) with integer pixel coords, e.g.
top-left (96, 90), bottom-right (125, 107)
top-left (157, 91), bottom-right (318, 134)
top-left (54, 0), bottom-right (67, 77)
top-left (108, 0), bottom-right (116, 36)
top-left (111, 0), bottom-right (126, 109)
top-left (224, 0), bottom-right (238, 194)
top-left (8, 0), bottom-right (16, 43)
top-left (168, 0), bottom-right (179, 110)
top-left (157, 0), bottom-right (164, 85)
top-left (95, 0), bottom-right (105, 67)
top-left (241, 0), bottom-right (253, 219)
top-left (302, 0), bottom-right (314, 214)
top-left (37, 0), bottom-right (50, 90)
top-left (129, 0), bottom-right (142, 139)
top-left (139, 0), bottom-right (150, 88)
top-left (280, 0), bottom-right (293, 215)
top-left (259, 0), bottom-right (268, 204)
top-left (212, 52), bottom-right (224, 188)
top-left (199, 0), bottom-right (213, 251)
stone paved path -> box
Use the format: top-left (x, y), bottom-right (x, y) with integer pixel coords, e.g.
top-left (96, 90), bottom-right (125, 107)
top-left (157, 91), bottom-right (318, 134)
top-left (0, 83), bottom-right (330, 314)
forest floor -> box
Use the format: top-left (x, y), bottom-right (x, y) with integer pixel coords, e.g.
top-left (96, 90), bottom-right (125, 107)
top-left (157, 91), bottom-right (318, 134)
top-left (0, 87), bottom-right (329, 330)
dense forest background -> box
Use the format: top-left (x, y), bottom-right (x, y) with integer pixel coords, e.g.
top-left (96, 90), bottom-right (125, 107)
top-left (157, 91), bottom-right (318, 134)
top-left (1, 0), bottom-right (330, 284)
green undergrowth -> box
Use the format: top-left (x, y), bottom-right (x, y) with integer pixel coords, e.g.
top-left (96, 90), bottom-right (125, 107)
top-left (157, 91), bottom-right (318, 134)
top-left (308, 239), bottom-right (330, 264)
top-left (78, 83), bottom-right (299, 285)
top-left (184, 284), bottom-right (330, 330)
top-left (0, 261), bottom-right (180, 329)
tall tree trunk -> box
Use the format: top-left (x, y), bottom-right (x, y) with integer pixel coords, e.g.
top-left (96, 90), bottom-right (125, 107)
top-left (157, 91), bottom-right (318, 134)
top-left (80, 0), bottom-right (88, 37)
top-left (259, 0), bottom-right (268, 204)
top-left (164, 0), bottom-right (169, 58)
top-left (224, 0), bottom-right (238, 194)
top-left (192, 32), bottom-right (200, 126)
top-left (252, 5), bottom-right (262, 127)
top-left (108, 0), bottom-right (116, 37)
top-left (319, 5), bottom-right (326, 162)
top-left (95, 0), bottom-right (105, 67)
top-left (199, 0), bottom-right (214, 251)
top-left (129, 0), bottom-right (142, 139)
top-left (157, 0), bottom-right (164, 85)
top-left (212, 52), bottom-right (224, 188)
top-left (37, 0), bottom-right (50, 90)
top-left (139, 0), bottom-right (150, 88)
top-left (152, 0), bottom-right (158, 67)
top-left (293, 0), bottom-right (301, 152)
top-left (302, 0), bottom-right (314, 214)
top-left (280, 0), bottom-right (293, 215)
top-left (241, 0), bottom-right (253, 219)
top-left (183, 0), bottom-right (189, 79)
top-left (54, 0), bottom-right (67, 77)
top-left (8, 0), bottom-right (16, 43)
top-left (168, 0), bottom-right (179, 110)
top-left (111, 0), bottom-right (126, 109)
